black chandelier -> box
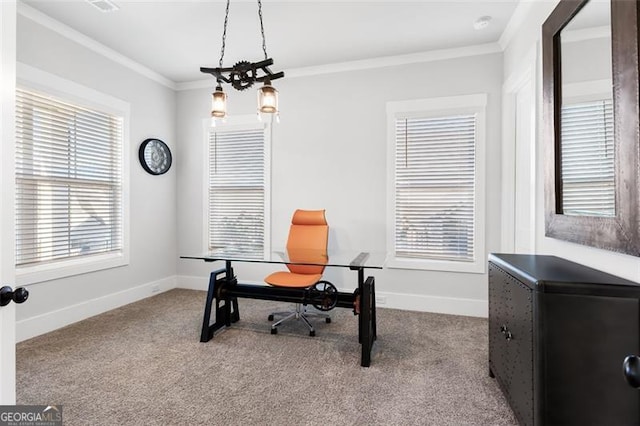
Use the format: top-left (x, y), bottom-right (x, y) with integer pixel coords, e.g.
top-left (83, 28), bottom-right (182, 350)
top-left (200, 0), bottom-right (284, 119)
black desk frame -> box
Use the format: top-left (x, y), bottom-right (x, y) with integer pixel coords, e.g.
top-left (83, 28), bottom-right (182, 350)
top-left (199, 252), bottom-right (378, 367)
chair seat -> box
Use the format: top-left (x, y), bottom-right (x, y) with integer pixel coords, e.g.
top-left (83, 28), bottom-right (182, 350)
top-left (265, 271), bottom-right (322, 288)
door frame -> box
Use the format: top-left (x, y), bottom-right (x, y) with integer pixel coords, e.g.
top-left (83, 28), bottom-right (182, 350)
top-left (501, 45), bottom-right (537, 253)
top-left (0, 0), bottom-right (17, 405)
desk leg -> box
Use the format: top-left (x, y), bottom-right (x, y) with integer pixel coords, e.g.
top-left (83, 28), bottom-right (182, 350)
top-left (231, 297), bottom-right (240, 323)
top-left (200, 266), bottom-right (238, 342)
top-left (357, 268), bottom-right (364, 344)
top-left (224, 261), bottom-right (232, 327)
top-left (201, 268), bottom-right (224, 342)
top-left (225, 261), bottom-right (240, 324)
top-left (371, 279), bottom-right (377, 342)
top-left (360, 276), bottom-right (376, 367)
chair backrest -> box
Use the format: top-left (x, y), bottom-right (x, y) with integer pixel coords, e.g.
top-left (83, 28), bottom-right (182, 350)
top-left (286, 209), bottom-right (328, 275)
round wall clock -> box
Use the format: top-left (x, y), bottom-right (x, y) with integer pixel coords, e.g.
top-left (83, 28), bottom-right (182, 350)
top-left (139, 138), bottom-right (172, 175)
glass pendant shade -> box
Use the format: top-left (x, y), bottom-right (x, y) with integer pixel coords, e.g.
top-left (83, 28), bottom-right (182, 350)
top-left (258, 82), bottom-right (278, 114)
top-left (211, 85), bottom-right (227, 118)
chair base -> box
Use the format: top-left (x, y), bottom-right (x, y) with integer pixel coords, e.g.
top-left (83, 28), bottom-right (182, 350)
top-left (268, 304), bottom-right (331, 336)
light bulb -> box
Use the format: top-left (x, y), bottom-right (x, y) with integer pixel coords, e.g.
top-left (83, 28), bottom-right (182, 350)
top-left (211, 85), bottom-right (227, 118)
top-left (258, 81), bottom-right (278, 114)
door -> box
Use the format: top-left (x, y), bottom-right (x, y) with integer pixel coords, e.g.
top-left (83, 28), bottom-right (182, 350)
top-left (501, 47), bottom-right (536, 254)
top-left (0, 0), bottom-right (17, 404)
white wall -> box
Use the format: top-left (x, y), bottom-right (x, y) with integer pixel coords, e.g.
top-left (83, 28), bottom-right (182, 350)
top-left (13, 0), bottom-right (639, 334)
top-left (15, 15), bottom-right (177, 339)
top-left (503, 1), bottom-right (640, 282)
top-left (177, 52), bottom-right (503, 316)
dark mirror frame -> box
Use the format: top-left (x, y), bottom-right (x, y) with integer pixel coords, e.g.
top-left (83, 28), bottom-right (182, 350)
top-left (542, 0), bottom-right (640, 256)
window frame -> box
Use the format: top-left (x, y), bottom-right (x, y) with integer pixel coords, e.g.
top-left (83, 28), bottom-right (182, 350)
top-left (386, 94), bottom-right (487, 274)
top-left (560, 79), bottom-right (614, 218)
top-left (202, 116), bottom-right (272, 257)
top-left (15, 63), bottom-right (130, 285)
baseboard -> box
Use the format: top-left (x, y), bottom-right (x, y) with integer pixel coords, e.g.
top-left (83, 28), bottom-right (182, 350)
top-left (15, 275), bottom-right (487, 343)
top-left (375, 291), bottom-right (487, 318)
top-left (16, 275), bottom-right (178, 342)
top-left (176, 275), bottom-right (487, 318)
top-left (177, 275), bottom-right (213, 291)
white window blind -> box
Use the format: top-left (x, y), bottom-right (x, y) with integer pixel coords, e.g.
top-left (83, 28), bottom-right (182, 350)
top-left (394, 114), bottom-right (476, 262)
top-left (15, 88), bottom-right (124, 267)
top-left (560, 99), bottom-right (615, 217)
top-left (208, 127), bottom-right (265, 256)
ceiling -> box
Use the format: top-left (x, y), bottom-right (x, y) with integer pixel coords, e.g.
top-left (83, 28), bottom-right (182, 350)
top-left (21, 0), bottom-right (519, 84)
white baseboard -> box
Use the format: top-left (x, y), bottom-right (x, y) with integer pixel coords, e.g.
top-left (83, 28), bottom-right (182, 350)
top-left (16, 275), bottom-right (178, 342)
top-left (15, 275), bottom-right (487, 343)
top-left (375, 291), bottom-right (487, 318)
top-left (177, 275), bottom-right (213, 291)
top-left (176, 275), bottom-right (487, 318)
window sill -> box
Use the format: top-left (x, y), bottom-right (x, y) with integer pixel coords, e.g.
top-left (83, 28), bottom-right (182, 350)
top-left (386, 257), bottom-right (486, 274)
top-left (16, 251), bottom-right (129, 285)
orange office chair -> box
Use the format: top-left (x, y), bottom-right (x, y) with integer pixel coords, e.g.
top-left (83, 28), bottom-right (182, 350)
top-left (265, 209), bottom-right (331, 336)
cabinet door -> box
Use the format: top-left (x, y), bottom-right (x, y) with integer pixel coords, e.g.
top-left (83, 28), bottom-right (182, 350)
top-left (543, 293), bottom-right (640, 425)
top-left (489, 264), bottom-right (534, 426)
top-left (507, 278), bottom-right (534, 426)
top-left (489, 264), bottom-right (510, 387)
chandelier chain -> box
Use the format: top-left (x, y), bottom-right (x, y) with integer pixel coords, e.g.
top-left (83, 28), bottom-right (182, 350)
top-left (257, 0), bottom-right (268, 60)
top-left (218, 0), bottom-right (231, 70)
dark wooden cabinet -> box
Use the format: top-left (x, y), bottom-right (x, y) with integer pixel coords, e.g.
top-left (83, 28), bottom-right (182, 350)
top-left (489, 262), bottom-right (534, 424)
top-left (489, 254), bottom-right (640, 426)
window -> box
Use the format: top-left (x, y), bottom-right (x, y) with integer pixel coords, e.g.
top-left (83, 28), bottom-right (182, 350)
top-left (207, 121), bottom-right (270, 257)
top-left (387, 94), bottom-right (486, 273)
top-left (15, 68), bottom-right (129, 284)
top-left (560, 99), bottom-right (614, 217)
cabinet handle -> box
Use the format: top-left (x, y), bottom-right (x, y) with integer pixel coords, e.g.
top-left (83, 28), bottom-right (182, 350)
top-left (623, 355), bottom-right (640, 389)
top-left (500, 324), bottom-right (512, 340)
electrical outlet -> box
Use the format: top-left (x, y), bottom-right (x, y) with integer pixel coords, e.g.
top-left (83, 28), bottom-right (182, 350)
top-left (376, 296), bottom-right (387, 306)
top-left (151, 284), bottom-right (160, 293)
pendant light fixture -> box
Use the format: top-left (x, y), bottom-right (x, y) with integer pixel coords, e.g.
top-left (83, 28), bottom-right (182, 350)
top-left (211, 84), bottom-right (227, 118)
top-left (258, 80), bottom-right (278, 114)
top-left (200, 0), bottom-right (284, 120)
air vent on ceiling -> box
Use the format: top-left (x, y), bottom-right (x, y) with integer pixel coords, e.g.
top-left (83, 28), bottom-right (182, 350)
top-left (86, 0), bottom-right (119, 13)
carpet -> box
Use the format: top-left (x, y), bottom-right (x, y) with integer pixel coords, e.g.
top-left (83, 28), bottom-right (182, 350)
top-left (17, 289), bottom-right (517, 425)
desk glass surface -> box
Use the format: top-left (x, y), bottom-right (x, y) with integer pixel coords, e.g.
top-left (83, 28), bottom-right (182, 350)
top-left (181, 248), bottom-right (386, 269)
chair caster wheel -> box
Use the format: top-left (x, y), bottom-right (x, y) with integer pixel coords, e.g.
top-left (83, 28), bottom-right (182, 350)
top-left (309, 330), bottom-right (316, 337)
top-left (325, 318), bottom-right (331, 324)
top-left (271, 328), bottom-right (278, 335)
top-left (268, 314), bottom-right (274, 321)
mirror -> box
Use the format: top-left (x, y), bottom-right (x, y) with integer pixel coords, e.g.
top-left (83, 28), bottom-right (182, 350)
top-left (543, 0), bottom-right (640, 256)
top-left (560, 1), bottom-right (613, 217)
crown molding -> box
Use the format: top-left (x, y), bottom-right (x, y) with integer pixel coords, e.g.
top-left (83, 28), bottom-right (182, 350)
top-left (498, 0), bottom-right (539, 51)
top-left (176, 42), bottom-right (502, 91)
top-left (17, 1), bottom-right (513, 94)
top-left (17, 2), bottom-right (176, 90)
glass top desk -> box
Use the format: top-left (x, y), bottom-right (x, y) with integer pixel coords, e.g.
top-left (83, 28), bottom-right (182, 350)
top-left (181, 248), bottom-right (386, 367)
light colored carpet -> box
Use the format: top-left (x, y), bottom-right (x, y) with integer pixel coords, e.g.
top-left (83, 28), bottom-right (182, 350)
top-left (17, 289), bottom-right (517, 425)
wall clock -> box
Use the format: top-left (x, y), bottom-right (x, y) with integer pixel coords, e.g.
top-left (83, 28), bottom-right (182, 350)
top-left (139, 138), bottom-right (172, 175)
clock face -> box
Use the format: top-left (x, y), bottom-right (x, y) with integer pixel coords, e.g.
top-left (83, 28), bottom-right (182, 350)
top-left (139, 138), bottom-right (172, 175)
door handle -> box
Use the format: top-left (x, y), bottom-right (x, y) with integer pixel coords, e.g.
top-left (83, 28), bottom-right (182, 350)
top-left (623, 355), bottom-right (640, 389)
top-left (0, 286), bottom-right (29, 307)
